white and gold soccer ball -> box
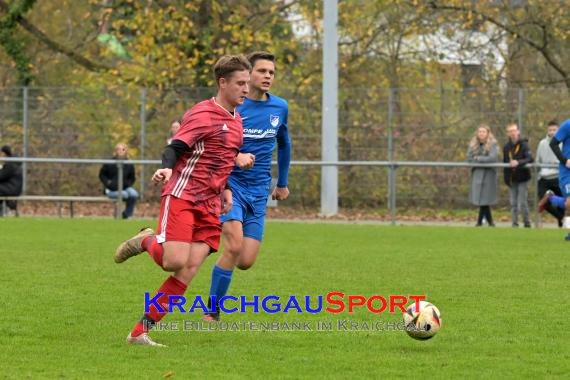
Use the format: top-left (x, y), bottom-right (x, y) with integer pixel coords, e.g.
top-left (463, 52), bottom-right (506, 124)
top-left (403, 301), bottom-right (442, 340)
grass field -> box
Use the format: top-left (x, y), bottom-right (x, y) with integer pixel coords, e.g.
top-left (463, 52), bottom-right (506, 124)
top-left (1, 218), bottom-right (570, 379)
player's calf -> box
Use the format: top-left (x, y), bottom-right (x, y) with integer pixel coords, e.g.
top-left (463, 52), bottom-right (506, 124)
top-left (538, 190), bottom-right (554, 212)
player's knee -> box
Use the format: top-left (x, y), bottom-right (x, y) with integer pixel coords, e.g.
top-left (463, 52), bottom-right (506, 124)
top-left (162, 255), bottom-right (186, 271)
top-left (223, 236), bottom-right (242, 258)
top-left (237, 259), bottom-right (255, 270)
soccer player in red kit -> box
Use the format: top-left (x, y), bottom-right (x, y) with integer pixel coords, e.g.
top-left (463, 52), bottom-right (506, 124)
top-left (113, 55), bottom-right (255, 347)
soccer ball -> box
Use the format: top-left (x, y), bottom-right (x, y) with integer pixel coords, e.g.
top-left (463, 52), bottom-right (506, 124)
top-left (402, 301), bottom-right (442, 340)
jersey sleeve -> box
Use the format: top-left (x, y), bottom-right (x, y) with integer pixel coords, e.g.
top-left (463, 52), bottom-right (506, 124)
top-left (173, 108), bottom-right (215, 148)
top-left (276, 105), bottom-right (291, 187)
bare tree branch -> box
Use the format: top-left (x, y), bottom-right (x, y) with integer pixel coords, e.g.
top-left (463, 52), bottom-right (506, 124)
top-left (428, 1), bottom-right (570, 93)
top-left (0, 0), bottom-right (113, 72)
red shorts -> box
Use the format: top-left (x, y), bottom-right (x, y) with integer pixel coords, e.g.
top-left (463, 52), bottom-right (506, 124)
top-left (155, 195), bottom-right (222, 252)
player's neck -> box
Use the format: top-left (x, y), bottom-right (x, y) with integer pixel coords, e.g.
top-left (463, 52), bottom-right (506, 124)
top-left (214, 95), bottom-right (236, 114)
top-left (248, 88), bottom-right (268, 101)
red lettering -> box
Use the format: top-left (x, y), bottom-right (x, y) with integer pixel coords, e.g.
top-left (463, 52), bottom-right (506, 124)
top-left (348, 295), bottom-right (366, 312)
top-left (408, 295), bottom-right (426, 313)
top-left (366, 295), bottom-right (387, 313)
top-left (325, 292), bottom-right (345, 313)
top-left (389, 295), bottom-right (407, 313)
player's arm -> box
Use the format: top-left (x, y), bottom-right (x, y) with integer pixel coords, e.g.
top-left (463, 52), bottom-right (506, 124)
top-left (153, 139), bottom-right (190, 184)
top-left (272, 110), bottom-right (292, 200)
top-left (235, 152), bottom-right (255, 169)
top-left (549, 137), bottom-right (568, 166)
top-left (552, 121), bottom-right (570, 167)
top-left (153, 110), bottom-right (215, 184)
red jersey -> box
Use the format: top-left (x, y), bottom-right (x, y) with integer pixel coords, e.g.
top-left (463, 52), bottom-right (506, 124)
top-left (162, 98), bottom-right (243, 215)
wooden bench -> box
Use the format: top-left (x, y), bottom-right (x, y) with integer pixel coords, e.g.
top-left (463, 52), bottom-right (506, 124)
top-left (0, 195), bottom-right (118, 218)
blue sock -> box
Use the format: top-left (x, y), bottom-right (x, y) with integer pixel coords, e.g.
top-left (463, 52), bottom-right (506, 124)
top-left (209, 265), bottom-right (233, 309)
top-left (550, 195), bottom-right (566, 210)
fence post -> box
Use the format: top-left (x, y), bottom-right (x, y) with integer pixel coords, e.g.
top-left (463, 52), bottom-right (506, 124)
top-left (139, 88), bottom-right (147, 201)
top-left (116, 162), bottom-right (124, 219)
top-left (387, 88), bottom-right (395, 222)
top-left (320, 0), bottom-right (339, 216)
top-left (22, 86), bottom-right (29, 194)
top-left (518, 88), bottom-right (524, 134)
top-left (533, 164), bottom-right (539, 228)
top-left (389, 164), bottom-right (397, 225)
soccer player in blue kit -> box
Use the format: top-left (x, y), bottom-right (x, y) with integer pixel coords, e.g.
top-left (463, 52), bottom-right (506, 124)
top-left (539, 119), bottom-right (570, 239)
top-left (204, 51), bottom-right (292, 320)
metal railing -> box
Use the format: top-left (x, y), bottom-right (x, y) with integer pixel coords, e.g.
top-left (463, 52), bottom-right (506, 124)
top-left (1, 156), bottom-right (559, 224)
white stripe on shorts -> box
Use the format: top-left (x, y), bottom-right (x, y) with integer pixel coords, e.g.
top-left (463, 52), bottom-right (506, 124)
top-left (156, 195), bottom-right (171, 244)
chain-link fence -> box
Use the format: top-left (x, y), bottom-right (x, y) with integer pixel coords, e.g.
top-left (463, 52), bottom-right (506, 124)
top-left (1, 86), bottom-right (568, 212)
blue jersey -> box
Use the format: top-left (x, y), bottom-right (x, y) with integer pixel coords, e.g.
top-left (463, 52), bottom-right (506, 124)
top-left (554, 119), bottom-right (570, 184)
top-left (229, 93), bottom-right (291, 195)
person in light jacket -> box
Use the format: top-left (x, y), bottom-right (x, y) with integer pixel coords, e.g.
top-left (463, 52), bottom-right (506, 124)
top-left (468, 124), bottom-right (498, 226)
top-left (536, 121), bottom-right (563, 226)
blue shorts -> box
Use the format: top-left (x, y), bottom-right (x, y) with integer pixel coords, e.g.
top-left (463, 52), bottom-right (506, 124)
top-left (220, 189), bottom-right (268, 241)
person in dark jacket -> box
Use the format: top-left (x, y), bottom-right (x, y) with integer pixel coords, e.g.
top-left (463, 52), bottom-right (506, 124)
top-left (99, 143), bottom-right (138, 219)
top-left (503, 123), bottom-right (533, 227)
top-left (0, 145), bottom-right (23, 215)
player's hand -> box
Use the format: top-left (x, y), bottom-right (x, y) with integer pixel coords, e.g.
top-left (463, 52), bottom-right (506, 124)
top-left (152, 168), bottom-right (172, 184)
top-left (236, 153), bottom-right (255, 169)
top-left (510, 159), bottom-right (519, 167)
top-left (272, 186), bottom-right (289, 201)
top-left (221, 189), bottom-right (233, 214)
top-left (565, 159), bottom-right (570, 169)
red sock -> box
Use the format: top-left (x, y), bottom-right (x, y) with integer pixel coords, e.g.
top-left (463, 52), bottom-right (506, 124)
top-left (143, 236), bottom-right (164, 268)
top-left (130, 275), bottom-right (187, 337)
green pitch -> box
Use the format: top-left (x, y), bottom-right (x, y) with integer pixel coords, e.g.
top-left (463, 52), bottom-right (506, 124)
top-left (1, 218), bottom-right (569, 379)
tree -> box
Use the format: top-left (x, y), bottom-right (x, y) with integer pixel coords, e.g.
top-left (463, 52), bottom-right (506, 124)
top-left (429, 0), bottom-right (570, 94)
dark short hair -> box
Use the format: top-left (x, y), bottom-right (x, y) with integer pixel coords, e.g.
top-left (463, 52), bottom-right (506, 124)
top-left (547, 120), bottom-right (559, 127)
top-left (213, 55), bottom-right (251, 86)
top-left (1, 145), bottom-right (12, 156)
top-left (247, 51), bottom-right (275, 68)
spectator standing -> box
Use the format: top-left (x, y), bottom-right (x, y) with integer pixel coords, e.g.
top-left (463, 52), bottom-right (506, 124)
top-left (0, 145), bottom-right (23, 215)
top-left (166, 120), bottom-right (181, 145)
top-left (503, 123), bottom-right (533, 228)
top-left (536, 121), bottom-right (564, 226)
top-left (467, 125), bottom-right (498, 226)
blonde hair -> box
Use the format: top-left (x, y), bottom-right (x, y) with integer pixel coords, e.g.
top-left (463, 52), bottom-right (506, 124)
top-left (114, 143), bottom-right (129, 158)
top-left (213, 55), bottom-right (252, 87)
top-left (469, 124), bottom-right (497, 154)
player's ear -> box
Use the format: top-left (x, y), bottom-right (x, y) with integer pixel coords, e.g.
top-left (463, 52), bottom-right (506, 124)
top-left (219, 77), bottom-right (227, 89)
